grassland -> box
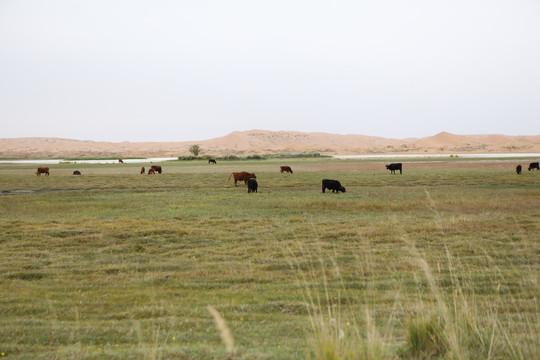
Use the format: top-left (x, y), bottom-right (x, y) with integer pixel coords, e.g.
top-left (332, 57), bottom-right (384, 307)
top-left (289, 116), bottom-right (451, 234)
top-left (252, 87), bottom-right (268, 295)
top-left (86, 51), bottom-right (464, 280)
top-left (0, 159), bottom-right (539, 359)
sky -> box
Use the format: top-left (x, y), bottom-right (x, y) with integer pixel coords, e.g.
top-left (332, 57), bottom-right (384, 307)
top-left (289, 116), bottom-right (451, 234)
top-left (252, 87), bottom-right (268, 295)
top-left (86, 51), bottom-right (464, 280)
top-left (1, 0), bottom-right (539, 142)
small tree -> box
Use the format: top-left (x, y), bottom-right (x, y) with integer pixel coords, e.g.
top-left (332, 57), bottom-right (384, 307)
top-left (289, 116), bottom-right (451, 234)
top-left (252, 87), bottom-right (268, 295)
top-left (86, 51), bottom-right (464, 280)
top-left (189, 144), bottom-right (201, 156)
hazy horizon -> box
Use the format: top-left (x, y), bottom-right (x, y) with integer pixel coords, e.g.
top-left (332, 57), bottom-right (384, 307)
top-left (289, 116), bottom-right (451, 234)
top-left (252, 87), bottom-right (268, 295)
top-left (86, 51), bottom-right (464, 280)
top-left (2, 129), bottom-right (540, 144)
top-left (2, 1), bottom-right (539, 142)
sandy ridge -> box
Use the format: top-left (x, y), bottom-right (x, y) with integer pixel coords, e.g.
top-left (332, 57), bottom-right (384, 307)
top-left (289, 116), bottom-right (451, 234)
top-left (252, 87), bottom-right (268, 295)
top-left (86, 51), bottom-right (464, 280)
top-left (1, 130), bottom-right (539, 158)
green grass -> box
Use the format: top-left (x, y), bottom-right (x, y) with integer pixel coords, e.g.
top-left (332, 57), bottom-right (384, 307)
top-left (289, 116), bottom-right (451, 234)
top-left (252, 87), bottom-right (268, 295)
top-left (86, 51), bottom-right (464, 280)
top-left (0, 160), bottom-right (539, 359)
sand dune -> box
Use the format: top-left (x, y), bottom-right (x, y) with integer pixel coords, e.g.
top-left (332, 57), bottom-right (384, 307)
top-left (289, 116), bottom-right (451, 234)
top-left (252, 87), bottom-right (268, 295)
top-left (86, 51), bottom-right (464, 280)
top-left (1, 130), bottom-right (539, 158)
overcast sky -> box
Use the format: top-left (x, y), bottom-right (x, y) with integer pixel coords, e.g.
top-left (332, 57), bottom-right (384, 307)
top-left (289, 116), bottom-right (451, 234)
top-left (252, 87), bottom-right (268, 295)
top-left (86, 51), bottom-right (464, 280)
top-left (1, 1), bottom-right (539, 142)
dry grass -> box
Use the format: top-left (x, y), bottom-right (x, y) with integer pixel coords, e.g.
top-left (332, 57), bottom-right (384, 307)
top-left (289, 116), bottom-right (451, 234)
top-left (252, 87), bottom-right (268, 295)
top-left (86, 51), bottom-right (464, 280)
top-left (0, 159), bottom-right (538, 359)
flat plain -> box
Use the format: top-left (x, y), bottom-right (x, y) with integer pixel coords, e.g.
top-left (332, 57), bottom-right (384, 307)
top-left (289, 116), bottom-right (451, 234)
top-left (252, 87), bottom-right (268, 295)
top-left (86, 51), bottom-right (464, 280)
top-left (0, 158), bottom-right (539, 359)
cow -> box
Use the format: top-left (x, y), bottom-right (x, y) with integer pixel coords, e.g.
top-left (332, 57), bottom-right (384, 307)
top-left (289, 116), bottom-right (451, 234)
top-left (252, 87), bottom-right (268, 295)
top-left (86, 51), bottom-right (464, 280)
top-left (150, 165), bottom-right (162, 174)
top-left (247, 178), bottom-right (258, 193)
top-left (228, 172), bottom-right (256, 186)
top-left (148, 168), bottom-right (155, 175)
top-left (516, 165), bottom-right (522, 174)
top-left (528, 162), bottom-right (539, 171)
top-left (119, 159), bottom-right (124, 163)
top-left (36, 167), bottom-right (49, 176)
top-left (73, 170), bottom-right (81, 175)
top-left (208, 159), bottom-right (217, 164)
top-left (385, 163), bottom-right (402, 174)
top-left (280, 166), bottom-right (293, 174)
top-left (140, 167), bottom-right (145, 174)
top-left (322, 179), bottom-right (346, 194)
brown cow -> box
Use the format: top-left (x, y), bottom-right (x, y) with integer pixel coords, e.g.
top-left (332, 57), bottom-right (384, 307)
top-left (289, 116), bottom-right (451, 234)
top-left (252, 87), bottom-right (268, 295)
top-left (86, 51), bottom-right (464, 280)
top-left (280, 166), bottom-right (293, 174)
top-left (119, 159), bottom-right (124, 163)
top-left (141, 167), bottom-right (145, 174)
top-left (148, 168), bottom-right (155, 175)
top-left (150, 165), bottom-right (162, 174)
top-left (228, 172), bottom-right (256, 186)
top-left (36, 167), bottom-right (49, 176)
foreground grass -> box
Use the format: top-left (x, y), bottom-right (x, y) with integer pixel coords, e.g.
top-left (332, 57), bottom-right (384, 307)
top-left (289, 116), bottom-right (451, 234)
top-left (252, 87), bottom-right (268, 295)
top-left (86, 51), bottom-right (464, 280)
top-left (0, 160), bottom-right (539, 359)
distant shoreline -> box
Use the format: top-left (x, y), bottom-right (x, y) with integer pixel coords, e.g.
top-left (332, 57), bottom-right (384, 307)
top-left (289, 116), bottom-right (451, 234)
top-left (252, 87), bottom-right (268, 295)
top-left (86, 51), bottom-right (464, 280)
top-left (1, 153), bottom-right (538, 164)
top-left (0, 157), bottom-right (178, 165)
top-left (332, 153), bottom-right (540, 159)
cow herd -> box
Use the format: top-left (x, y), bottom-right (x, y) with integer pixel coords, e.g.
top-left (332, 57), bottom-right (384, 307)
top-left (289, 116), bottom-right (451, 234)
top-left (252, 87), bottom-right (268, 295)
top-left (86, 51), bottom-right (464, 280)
top-left (34, 161), bottom-right (539, 194)
top-left (141, 165), bottom-right (162, 175)
top-left (516, 162), bottom-right (539, 174)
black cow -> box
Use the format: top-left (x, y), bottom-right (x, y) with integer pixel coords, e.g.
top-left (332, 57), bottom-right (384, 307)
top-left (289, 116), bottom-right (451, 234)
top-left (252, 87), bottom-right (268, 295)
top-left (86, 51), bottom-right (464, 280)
top-left (528, 162), bottom-right (539, 171)
top-left (247, 178), bottom-right (258, 193)
top-left (385, 163), bottom-right (402, 174)
top-left (516, 165), bottom-right (522, 174)
top-left (208, 159), bottom-right (217, 164)
top-left (73, 170), bottom-right (81, 175)
top-left (322, 179), bottom-right (346, 194)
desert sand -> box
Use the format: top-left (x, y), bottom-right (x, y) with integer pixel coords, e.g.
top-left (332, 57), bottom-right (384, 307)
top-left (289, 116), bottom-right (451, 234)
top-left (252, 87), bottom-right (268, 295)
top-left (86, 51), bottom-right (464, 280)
top-left (1, 130), bottom-right (539, 159)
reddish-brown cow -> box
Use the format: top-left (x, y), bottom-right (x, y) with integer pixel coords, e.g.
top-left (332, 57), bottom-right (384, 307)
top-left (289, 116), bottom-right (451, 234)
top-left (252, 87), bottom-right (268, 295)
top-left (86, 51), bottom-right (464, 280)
top-left (141, 167), bottom-right (145, 174)
top-left (228, 172), bottom-right (256, 186)
top-left (36, 167), bottom-right (49, 176)
top-left (148, 168), bottom-right (155, 175)
top-left (150, 165), bottom-right (162, 174)
top-left (280, 166), bottom-right (293, 174)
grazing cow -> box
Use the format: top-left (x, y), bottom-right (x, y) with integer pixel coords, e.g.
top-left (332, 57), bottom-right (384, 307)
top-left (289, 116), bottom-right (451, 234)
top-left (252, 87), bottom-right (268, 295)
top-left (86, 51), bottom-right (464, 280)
top-left (385, 163), bottom-right (402, 174)
top-left (322, 179), bottom-right (346, 194)
top-left (36, 167), bottom-right (49, 176)
top-left (516, 165), bottom-right (522, 174)
top-left (280, 166), bottom-right (293, 174)
top-left (140, 167), bottom-right (145, 174)
top-left (119, 159), bottom-right (124, 163)
top-left (150, 165), bottom-right (162, 174)
top-left (247, 178), bottom-right (258, 193)
top-left (73, 170), bottom-right (81, 175)
top-left (228, 172), bottom-right (256, 186)
top-left (148, 168), bottom-right (155, 175)
top-left (208, 159), bottom-right (217, 164)
top-left (528, 162), bottom-right (539, 171)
